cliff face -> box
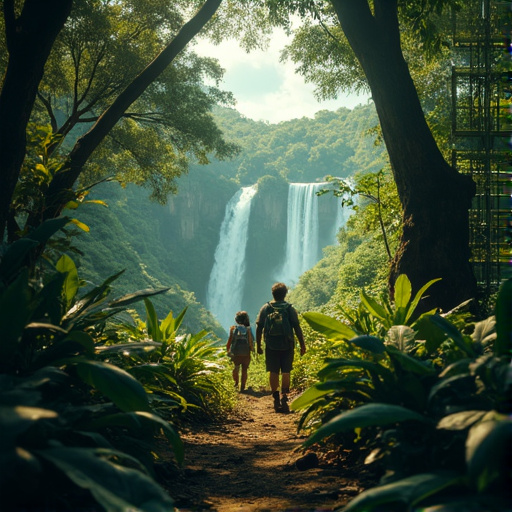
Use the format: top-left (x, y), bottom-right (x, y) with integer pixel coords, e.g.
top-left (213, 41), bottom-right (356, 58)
top-left (76, 171), bottom-right (343, 336)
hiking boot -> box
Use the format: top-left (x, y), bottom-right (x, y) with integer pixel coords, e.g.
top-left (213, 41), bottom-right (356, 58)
top-left (281, 395), bottom-right (290, 414)
top-left (272, 391), bottom-right (282, 412)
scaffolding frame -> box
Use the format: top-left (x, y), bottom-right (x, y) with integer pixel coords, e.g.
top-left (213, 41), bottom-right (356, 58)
top-left (451, 0), bottom-right (512, 295)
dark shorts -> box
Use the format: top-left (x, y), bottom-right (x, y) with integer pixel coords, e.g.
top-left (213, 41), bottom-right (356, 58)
top-left (265, 347), bottom-right (294, 374)
top-left (232, 354), bottom-right (251, 369)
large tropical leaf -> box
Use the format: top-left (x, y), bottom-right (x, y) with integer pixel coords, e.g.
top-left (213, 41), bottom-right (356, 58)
top-left (110, 287), bottom-right (169, 309)
top-left (350, 335), bottom-right (386, 354)
top-left (304, 403), bottom-right (430, 447)
top-left (0, 405), bottom-right (58, 445)
top-left (385, 345), bottom-right (435, 375)
top-left (360, 289), bottom-right (389, 325)
top-left (82, 411), bottom-right (184, 465)
top-left (405, 277), bottom-right (442, 323)
top-left (0, 269), bottom-right (32, 358)
top-left (75, 360), bottom-right (151, 412)
top-left (144, 298), bottom-right (161, 342)
top-left (317, 358), bottom-right (394, 383)
top-left (342, 471), bottom-right (463, 511)
top-left (302, 312), bottom-right (356, 341)
top-left (466, 417), bottom-right (512, 492)
top-left (40, 447), bottom-right (174, 512)
top-left (386, 325), bottom-right (415, 352)
top-left (394, 274), bottom-right (412, 310)
top-left (429, 314), bottom-right (475, 357)
top-left (56, 254), bottom-right (79, 310)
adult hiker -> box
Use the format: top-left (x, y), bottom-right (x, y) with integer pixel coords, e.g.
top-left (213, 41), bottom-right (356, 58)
top-left (256, 282), bottom-right (306, 413)
top-left (226, 311), bottom-right (255, 393)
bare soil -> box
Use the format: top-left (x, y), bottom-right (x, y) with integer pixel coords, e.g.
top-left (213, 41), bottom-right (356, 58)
top-left (160, 388), bottom-right (379, 512)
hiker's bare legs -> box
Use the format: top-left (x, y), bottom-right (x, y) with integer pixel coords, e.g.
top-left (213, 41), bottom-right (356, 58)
top-left (269, 371), bottom-right (279, 392)
top-left (232, 365), bottom-right (239, 388)
top-left (240, 366), bottom-right (248, 391)
top-left (281, 373), bottom-right (290, 396)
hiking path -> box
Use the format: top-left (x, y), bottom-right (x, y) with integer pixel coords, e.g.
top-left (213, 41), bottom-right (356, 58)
top-left (163, 388), bottom-right (377, 512)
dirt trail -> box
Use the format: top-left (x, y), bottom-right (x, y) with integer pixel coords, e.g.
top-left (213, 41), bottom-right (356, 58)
top-left (164, 389), bottom-right (376, 512)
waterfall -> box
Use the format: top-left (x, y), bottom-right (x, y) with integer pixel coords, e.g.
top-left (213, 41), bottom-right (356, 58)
top-left (206, 185), bottom-right (257, 331)
top-left (277, 183), bottom-right (325, 286)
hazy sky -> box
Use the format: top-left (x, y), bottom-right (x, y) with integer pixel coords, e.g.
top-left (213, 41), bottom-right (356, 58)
top-left (194, 28), bottom-right (368, 124)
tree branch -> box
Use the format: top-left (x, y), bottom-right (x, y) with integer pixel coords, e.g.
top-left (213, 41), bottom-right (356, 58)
top-left (41, 0), bottom-right (223, 221)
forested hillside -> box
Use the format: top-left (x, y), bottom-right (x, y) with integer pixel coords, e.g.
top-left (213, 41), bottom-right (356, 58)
top-left (73, 103), bottom-right (385, 333)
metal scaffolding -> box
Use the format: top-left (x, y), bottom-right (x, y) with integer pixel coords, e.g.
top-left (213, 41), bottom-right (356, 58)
top-left (451, 0), bottom-right (512, 295)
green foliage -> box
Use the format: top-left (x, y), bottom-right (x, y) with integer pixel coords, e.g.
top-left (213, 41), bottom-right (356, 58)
top-left (207, 104), bottom-right (385, 184)
top-left (0, 223), bottom-right (183, 510)
top-left (288, 168), bottom-right (400, 313)
top-left (101, 299), bottom-right (231, 422)
top-left (293, 277), bottom-right (512, 511)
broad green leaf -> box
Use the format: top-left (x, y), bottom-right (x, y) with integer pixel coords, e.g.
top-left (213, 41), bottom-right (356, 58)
top-left (414, 314), bottom-right (447, 355)
top-left (169, 307), bottom-right (188, 336)
top-left (144, 298), bottom-right (161, 342)
top-left (429, 314), bottom-right (475, 357)
top-left (343, 471), bottom-right (463, 511)
top-left (471, 316), bottom-right (496, 346)
top-left (466, 418), bottom-right (512, 492)
top-left (83, 411), bottom-right (184, 465)
top-left (317, 358), bottom-right (394, 382)
top-left (304, 403), bottom-right (430, 447)
top-left (351, 335), bottom-right (386, 354)
top-left (406, 277), bottom-right (442, 323)
top-left (64, 270), bottom-right (125, 320)
top-left (291, 383), bottom-right (341, 410)
top-left (40, 447), bottom-right (173, 511)
top-left (25, 217), bottom-right (69, 244)
top-left (0, 269), bottom-right (32, 357)
top-left (394, 274), bottom-right (412, 310)
top-left (0, 238), bottom-right (39, 278)
top-left (160, 309), bottom-right (176, 340)
top-left (0, 405), bottom-right (58, 445)
top-left (56, 254), bottom-right (79, 309)
top-left (437, 410), bottom-right (488, 431)
top-left (360, 289), bottom-right (389, 324)
top-left (75, 360), bottom-right (151, 412)
top-left (385, 345), bottom-right (435, 375)
top-left (109, 287), bottom-right (169, 309)
top-left (302, 312), bottom-right (356, 341)
top-left (387, 325), bottom-right (415, 351)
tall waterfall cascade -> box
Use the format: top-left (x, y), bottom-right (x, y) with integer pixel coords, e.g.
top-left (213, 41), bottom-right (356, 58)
top-left (206, 185), bottom-right (257, 331)
top-left (277, 183), bottom-right (324, 285)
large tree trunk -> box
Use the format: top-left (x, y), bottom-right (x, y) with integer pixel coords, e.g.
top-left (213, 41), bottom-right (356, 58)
top-left (0, 0), bottom-right (72, 241)
top-left (331, 0), bottom-right (477, 312)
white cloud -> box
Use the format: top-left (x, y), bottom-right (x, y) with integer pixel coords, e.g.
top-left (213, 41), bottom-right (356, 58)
top-left (194, 29), bottom-right (367, 124)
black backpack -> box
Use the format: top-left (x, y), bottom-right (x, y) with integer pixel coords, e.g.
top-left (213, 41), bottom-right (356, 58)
top-left (231, 325), bottom-right (251, 356)
top-left (264, 302), bottom-right (293, 350)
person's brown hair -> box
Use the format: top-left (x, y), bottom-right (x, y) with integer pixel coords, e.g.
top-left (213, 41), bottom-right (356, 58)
top-left (235, 311), bottom-right (250, 326)
top-left (271, 282), bottom-right (288, 301)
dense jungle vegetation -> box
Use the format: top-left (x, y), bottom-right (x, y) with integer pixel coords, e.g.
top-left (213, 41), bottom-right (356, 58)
top-left (0, 1), bottom-right (510, 511)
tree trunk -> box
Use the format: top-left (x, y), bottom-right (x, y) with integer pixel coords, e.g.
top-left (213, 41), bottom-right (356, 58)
top-left (38, 0), bottom-right (223, 224)
top-left (330, 0), bottom-right (477, 312)
top-left (0, 0), bottom-right (72, 240)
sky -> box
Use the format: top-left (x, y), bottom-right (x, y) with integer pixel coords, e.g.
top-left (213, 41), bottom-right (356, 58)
top-left (194, 28), bottom-right (369, 124)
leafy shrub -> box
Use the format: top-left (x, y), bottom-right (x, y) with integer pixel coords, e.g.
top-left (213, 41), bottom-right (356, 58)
top-left (101, 299), bottom-right (233, 423)
top-left (294, 276), bottom-right (511, 511)
top-left (0, 221), bottom-right (182, 510)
